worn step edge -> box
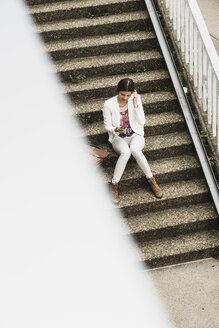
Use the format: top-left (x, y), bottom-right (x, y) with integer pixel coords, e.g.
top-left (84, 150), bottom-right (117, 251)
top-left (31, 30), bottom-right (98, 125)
top-left (74, 91), bottom-right (178, 122)
top-left (97, 131), bottom-right (194, 162)
top-left (83, 110), bottom-right (184, 135)
top-left (26, 0), bottom-right (66, 5)
top-left (40, 17), bottom-right (151, 42)
top-left (38, 11), bottom-right (149, 32)
top-left (83, 111), bottom-right (185, 144)
top-left (30, 0), bottom-right (145, 23)
top-left (46, 31), bottom-right (157, 60)
top-left (60, 58), bottom-right (165, 83)
top-left (65, 65), bottom-right (168, 92)
top-left (30, 0), bottom-right (141, 13)
top-left (138, 229), bottom-right (219, 268)
top-left (56, 49), bottom-right (162, 72)
top-left (118, 178), bottom-right (211, 215)
top-left (55, 50), bottom-right (164, 80)
top-left (64, 70), bottom-right (171, 101)
top-left (127, 202), bottom-right (218, 241)
top-left (104, 154), bottom-right (202, 188)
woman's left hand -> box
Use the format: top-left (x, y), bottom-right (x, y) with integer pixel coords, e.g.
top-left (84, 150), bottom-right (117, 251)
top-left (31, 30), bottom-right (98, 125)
top-left (133, 90), bottom-right (138, 99)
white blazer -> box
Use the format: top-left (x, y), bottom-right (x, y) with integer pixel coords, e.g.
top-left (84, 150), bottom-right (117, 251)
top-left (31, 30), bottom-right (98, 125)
top-left (102, 94), bottom-right (146, 143)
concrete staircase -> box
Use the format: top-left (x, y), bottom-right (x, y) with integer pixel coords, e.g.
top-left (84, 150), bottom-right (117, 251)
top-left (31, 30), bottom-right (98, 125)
top-left (26, 0), bottom-right (219, 269)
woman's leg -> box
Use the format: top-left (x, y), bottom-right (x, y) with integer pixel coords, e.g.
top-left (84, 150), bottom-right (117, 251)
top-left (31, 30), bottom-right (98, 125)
top-left (111, 137), bottom-right (131, 183)
top-left (130, 134), bottom-right (163, 198)
top-left (129, 135), bottom-right (153, 179)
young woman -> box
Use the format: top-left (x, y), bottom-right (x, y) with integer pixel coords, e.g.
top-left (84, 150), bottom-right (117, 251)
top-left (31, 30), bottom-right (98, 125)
top-left (102, 78), bottom-right (163, 203)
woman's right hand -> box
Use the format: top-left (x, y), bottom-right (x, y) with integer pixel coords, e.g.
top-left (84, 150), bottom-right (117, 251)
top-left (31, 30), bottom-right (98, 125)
top-left (115, 127), bottom-right (126, 133)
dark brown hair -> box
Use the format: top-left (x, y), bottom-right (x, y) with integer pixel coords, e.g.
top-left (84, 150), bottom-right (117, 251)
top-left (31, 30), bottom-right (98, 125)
top-left (117, 78), bottom-right (135, 93)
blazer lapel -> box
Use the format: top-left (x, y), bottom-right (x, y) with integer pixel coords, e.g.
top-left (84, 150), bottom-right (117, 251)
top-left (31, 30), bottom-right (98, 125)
top-left (114, 96), bottom-right (120, 126)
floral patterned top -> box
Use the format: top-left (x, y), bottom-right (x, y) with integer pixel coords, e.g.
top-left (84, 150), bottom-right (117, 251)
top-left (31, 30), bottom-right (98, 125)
top-left (119, 104), bottom-right (134, 138)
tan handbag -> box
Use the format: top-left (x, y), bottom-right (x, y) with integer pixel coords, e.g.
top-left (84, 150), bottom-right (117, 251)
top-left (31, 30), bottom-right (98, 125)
top-left (89, 145), bottom-right (110, 166)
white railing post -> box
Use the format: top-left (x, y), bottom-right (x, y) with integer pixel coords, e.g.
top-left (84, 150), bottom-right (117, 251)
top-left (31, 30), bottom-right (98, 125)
top-left (173, 0), bottom-right (177, 30)
top-left (208, 63), bottom-right (212, 125)
top-left (185, 3), bottom-right (189, 63)
top-left (169, 0), bottom-right (173, 20)
top-left (193, 25), bottom-right (198, 87)
top-left (177, 0), bottom-right (181, 41)
top-left (180, 0), bottom-right (185, 52)
top-left (218, 90), bottom-right (219, 149)
top-left (189, 12), bottom-right (193, 75)
top-left (212, 75), bottom-right (217, 137)
top-left (203, 49), bottom-right (207, 111)
top-left (198, 36), bottom-right (203, 99)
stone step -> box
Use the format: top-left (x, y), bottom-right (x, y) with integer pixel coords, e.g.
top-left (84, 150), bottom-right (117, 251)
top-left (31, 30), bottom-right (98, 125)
top-left (127, 202), bottom-right (218, 242)
top-left (118, 178), bottom-right (211, 216)
top-left (56, 50), bottom-right (165, 82)
top-left (27, 0), bottom-right (66, 5)
top-left (98, 131), bottom-right (194, 163)
top-left (75, 91), bottom-right (179, 124)
top-left (46, 31), bottom-right (158, 61)
top-left (104, 155), bottom-right (202, 190)
top-left (64, 70), bottom-right (172, 101)
top-left (38, 11), bottom-right (151, 42)
top-left (30, 0), bottom-right (146, 23)
top-left (83, 111), bottom-right (186, 144)
top-left (138, 229), bottom-right (219, 268)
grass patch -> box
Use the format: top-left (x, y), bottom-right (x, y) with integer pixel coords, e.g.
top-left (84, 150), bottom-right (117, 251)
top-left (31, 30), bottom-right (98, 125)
top-left (69, 74), bottom-right (86, 83)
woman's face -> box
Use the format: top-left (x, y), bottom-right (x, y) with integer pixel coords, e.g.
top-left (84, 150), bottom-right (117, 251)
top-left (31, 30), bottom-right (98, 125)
top-left (118, 91), bottom-right (132, 102)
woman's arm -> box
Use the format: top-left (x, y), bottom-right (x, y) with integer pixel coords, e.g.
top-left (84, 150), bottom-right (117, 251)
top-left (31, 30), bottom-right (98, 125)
top-left (102, 102), bottom-right (117, 134)
top-left (133, 93), bottom-right (146, 125)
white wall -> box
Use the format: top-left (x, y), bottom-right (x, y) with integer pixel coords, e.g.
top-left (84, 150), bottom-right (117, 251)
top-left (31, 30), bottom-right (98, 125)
top-left (0, 1), bottom-right (172, 327)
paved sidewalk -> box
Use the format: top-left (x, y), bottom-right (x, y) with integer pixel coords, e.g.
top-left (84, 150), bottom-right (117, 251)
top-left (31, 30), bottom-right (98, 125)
top-left (149, 258), bottom-right (219, 328)
top-left (197, 0), bottom-right (219, 56)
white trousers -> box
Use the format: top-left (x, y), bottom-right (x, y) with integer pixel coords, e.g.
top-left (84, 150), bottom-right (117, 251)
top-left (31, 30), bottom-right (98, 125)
top-left (111, 133), bottom-right (153, 183)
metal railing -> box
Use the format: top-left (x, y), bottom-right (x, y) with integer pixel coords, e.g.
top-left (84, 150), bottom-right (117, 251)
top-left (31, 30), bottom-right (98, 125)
top-left (159, 0), bottom-right (219, 154)
top-left (145, 0), bottom-right (219, 212)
